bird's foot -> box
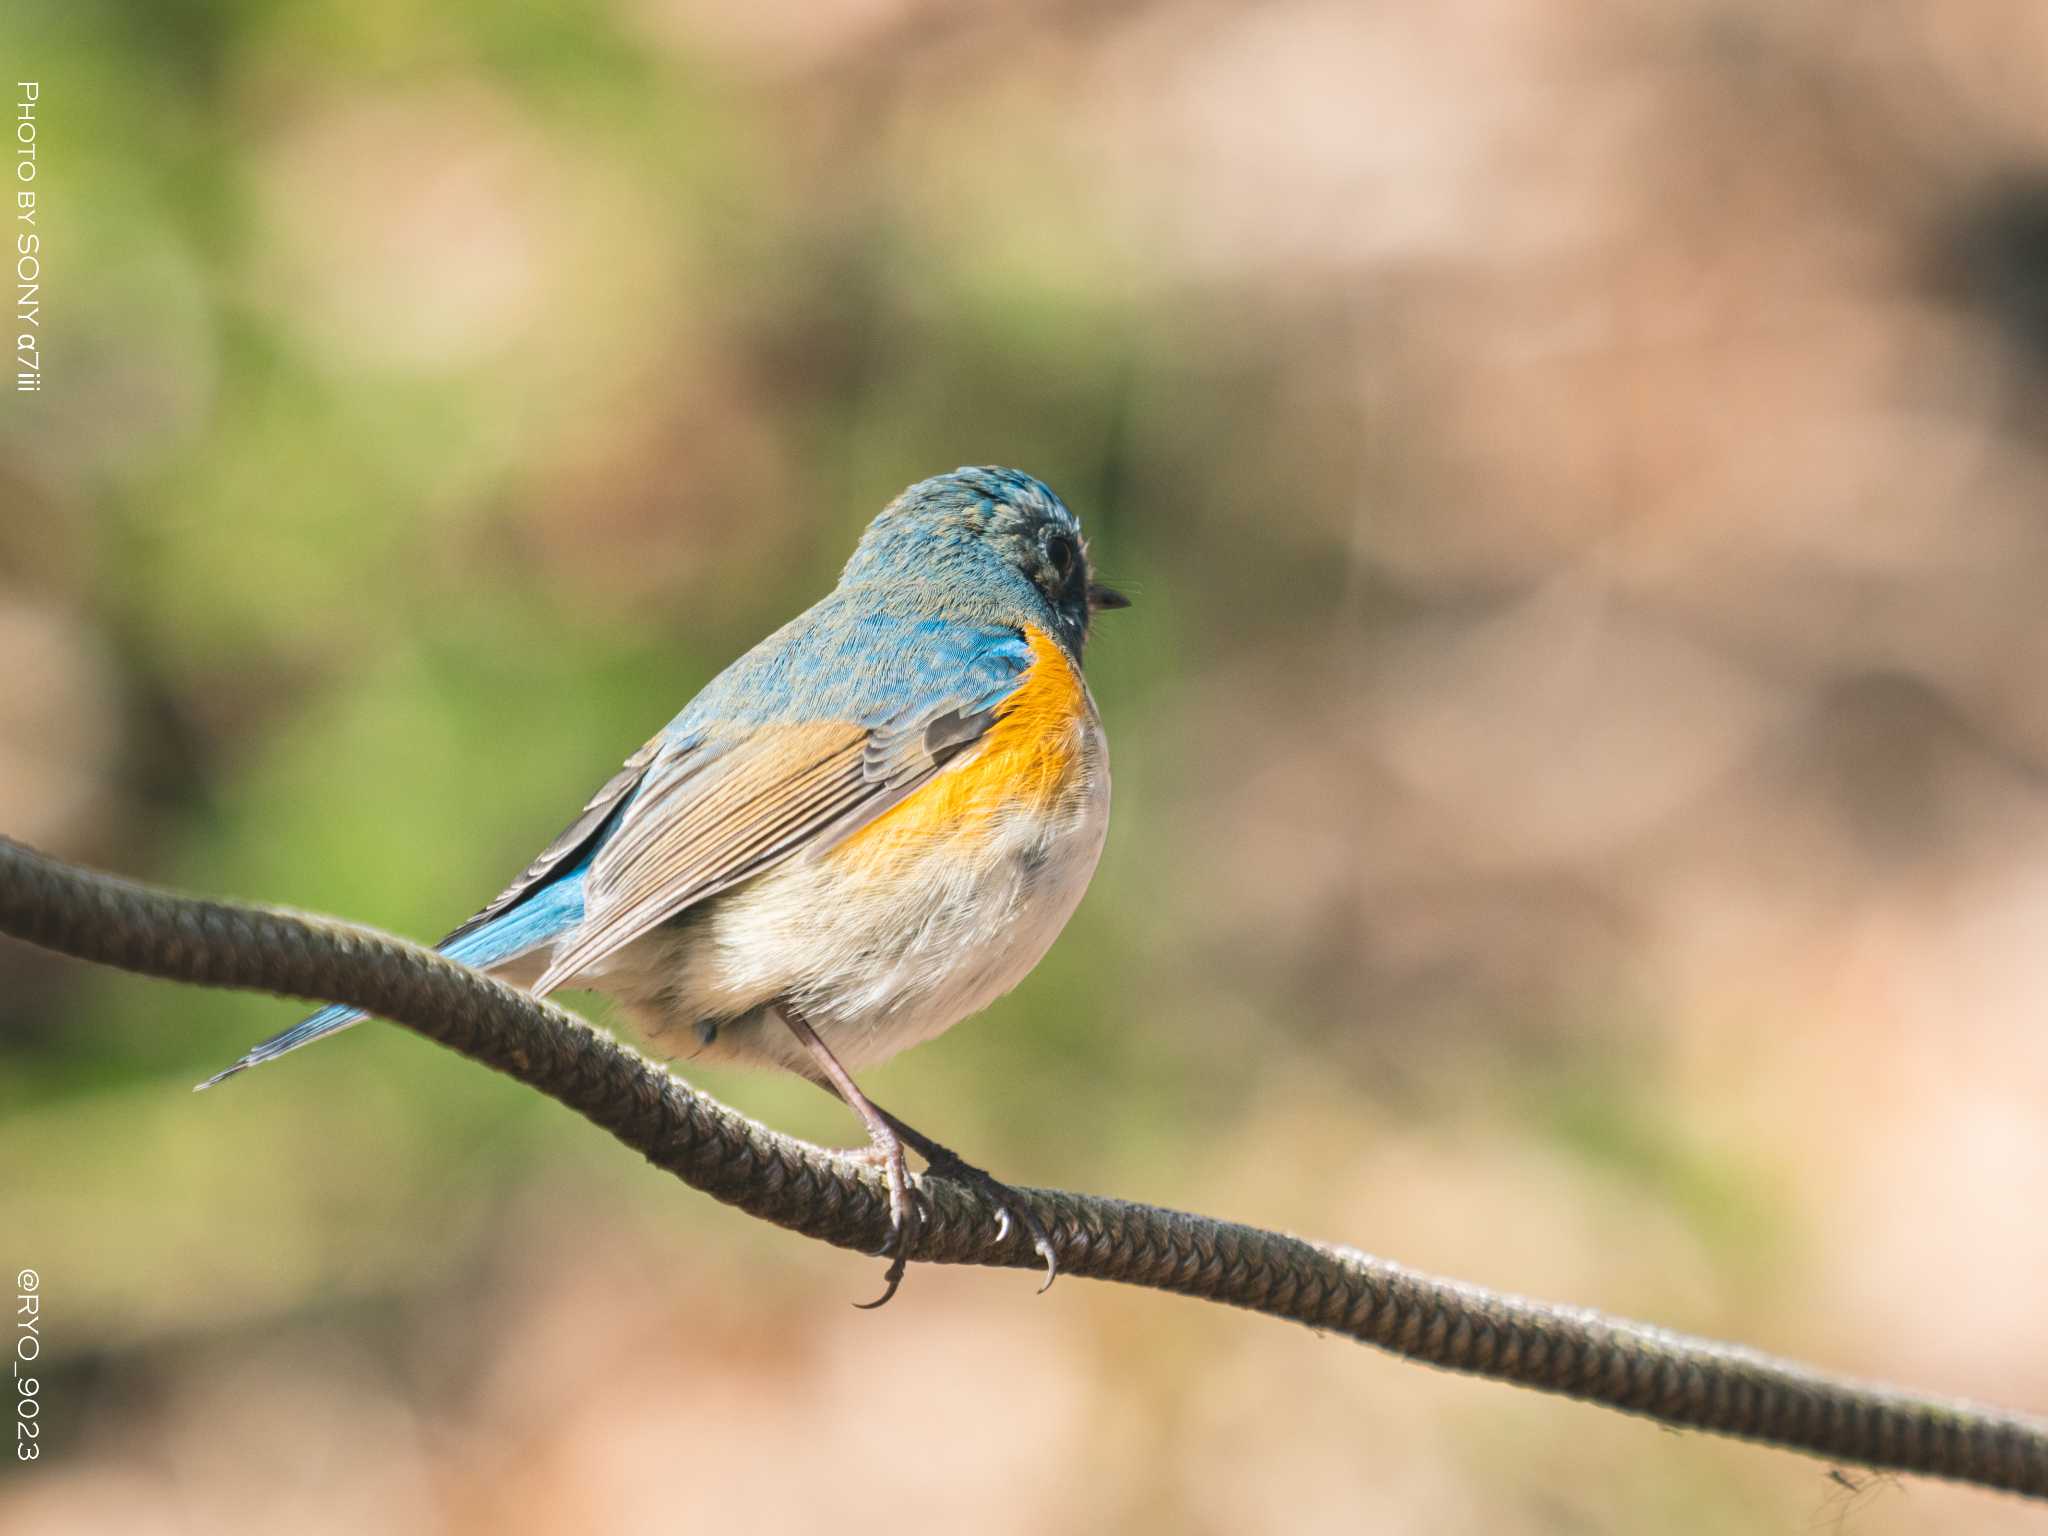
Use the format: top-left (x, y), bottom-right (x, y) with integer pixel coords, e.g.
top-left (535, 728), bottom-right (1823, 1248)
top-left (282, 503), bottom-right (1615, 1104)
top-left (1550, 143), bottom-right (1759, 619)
top-left (879, 1114), bottom-right (1059, 1292)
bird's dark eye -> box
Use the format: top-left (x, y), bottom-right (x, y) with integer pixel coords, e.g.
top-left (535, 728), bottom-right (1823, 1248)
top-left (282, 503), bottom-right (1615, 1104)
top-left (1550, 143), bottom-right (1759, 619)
top-left (1046, 533), bottom-right (1077, 581)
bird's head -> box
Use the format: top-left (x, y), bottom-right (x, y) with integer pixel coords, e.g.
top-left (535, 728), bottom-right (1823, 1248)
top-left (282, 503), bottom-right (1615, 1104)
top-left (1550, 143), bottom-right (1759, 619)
top-left (841, 466), bottom-right (1128, 656)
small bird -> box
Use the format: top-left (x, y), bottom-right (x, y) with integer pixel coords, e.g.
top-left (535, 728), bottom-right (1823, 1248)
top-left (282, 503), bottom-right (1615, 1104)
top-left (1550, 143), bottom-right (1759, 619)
top-left (203, 467), bottom-right (1125, 1303)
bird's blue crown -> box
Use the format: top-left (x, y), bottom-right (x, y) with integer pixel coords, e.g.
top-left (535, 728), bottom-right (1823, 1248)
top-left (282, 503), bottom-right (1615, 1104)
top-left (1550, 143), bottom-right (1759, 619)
top-left (840, 466), bottom-right (1118, 656)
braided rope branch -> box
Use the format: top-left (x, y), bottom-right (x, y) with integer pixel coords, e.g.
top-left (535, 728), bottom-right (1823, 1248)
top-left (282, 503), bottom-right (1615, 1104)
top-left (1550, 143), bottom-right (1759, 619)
top-left (3, 834), bottom-right (2043, 1498)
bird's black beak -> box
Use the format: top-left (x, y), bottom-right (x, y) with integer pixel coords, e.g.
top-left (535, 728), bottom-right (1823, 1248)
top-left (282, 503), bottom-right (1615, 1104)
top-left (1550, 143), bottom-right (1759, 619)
top-left (1087, 583), bottom-right (1131, 613)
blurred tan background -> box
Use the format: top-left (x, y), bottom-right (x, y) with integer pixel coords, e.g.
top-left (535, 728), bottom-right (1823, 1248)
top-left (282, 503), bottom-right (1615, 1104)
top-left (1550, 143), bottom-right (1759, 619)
top-left (5, 0), bottom-right (2048, 1530)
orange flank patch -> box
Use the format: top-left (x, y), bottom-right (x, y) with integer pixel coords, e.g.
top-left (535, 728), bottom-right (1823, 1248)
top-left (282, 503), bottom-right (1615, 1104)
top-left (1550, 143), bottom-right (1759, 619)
top-left (839, 625), bottom-right (1086, 861)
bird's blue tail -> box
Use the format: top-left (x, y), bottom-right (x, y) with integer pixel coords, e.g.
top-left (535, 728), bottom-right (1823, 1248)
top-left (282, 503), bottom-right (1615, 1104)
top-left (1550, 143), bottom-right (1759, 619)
top-left (195, 873), bottom-right (588, 1090)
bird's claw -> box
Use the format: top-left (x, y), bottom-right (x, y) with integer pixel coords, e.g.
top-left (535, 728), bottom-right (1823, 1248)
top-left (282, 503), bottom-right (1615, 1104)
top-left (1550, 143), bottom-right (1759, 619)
top-left (852, 1138), bottom-right (923, 1310)
top-left (915, 1144), bottom-right (1059, 1292)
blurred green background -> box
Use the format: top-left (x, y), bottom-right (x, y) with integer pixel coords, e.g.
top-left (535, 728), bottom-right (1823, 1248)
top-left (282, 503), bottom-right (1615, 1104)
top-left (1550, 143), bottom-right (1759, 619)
top-left (5, 1), bottom-right (2048, 1531)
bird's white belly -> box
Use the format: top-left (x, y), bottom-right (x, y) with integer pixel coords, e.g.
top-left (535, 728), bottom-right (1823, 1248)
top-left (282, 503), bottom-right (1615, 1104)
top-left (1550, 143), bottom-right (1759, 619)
top-left (591, 715), bottom-right (1110, 1075)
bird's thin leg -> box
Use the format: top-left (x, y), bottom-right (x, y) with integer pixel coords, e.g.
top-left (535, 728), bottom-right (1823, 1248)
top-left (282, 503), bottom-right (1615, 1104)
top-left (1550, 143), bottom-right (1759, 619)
top-left (779, 1001), bottom-right (921, 1308)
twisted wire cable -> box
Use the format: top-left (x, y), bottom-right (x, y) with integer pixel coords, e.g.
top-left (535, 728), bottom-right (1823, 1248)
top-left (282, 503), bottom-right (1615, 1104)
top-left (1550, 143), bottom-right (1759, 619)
top-left (3, 835), bottom-right (2042, 1499)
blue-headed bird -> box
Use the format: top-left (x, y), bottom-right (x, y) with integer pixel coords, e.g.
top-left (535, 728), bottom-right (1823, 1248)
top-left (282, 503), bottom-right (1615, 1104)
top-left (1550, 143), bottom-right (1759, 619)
top-left (204, 467), bottom-right (1127, 1303)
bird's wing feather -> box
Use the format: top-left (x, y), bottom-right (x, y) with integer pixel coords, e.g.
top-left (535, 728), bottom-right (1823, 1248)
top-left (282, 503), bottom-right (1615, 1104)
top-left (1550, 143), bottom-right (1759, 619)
top-left (437, 733), bottom-right (666, 950)
top-left (528, 623), bottom-right (1034, 994)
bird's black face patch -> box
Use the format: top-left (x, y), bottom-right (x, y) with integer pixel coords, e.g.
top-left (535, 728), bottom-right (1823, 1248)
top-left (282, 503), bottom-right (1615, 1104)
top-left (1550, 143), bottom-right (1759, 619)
top-left (994, 501), bottom-right (1124, 656)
